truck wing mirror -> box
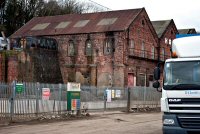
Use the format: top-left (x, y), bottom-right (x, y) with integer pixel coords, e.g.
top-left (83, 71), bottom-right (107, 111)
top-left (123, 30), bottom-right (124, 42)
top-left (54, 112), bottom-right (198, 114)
top-left (153, 81), bottom-right (160, 88)
top-left (154, 67), bottom-right (160, 80)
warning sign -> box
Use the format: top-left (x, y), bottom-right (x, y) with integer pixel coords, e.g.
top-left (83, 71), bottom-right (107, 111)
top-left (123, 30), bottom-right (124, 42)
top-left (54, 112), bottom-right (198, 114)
top-left (42, 88), bottom-right (51, 100)
top-left (71, 99), bottom-right (81, 110)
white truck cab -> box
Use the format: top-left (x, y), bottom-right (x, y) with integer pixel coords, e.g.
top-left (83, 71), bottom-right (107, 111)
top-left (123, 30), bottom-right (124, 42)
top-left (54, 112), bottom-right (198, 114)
top-left (154, 36), bottom-right (200, 134)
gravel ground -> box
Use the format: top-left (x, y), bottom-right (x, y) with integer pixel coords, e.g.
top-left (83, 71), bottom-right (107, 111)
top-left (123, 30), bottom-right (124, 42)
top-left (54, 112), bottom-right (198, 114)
top-left (0, 112), bottom-right (162, 134)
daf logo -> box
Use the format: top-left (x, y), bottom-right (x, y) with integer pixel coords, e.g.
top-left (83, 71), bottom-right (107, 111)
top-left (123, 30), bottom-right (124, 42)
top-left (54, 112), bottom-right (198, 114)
top-left (169, 99), bottom-right (182, 102)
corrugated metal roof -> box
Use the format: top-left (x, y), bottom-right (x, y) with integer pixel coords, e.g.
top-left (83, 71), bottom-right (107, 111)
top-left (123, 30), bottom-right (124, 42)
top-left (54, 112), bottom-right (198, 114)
top-left (151, 20), bottom-right (171, 38)
top-left (11, 8), bottom-right (143, 38)
top-left (178, 28), bottom-right (197, 34)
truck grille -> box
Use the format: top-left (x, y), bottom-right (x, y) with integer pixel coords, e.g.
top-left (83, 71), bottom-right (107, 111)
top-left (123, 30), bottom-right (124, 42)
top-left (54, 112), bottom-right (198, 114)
top-left (168, 98), bottom-right (200, 113)
top-left (178, 116), bottom-right (200, 129)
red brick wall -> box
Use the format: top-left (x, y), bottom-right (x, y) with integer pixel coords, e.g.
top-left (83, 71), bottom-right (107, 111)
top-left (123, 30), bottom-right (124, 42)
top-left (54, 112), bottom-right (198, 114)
top-left (53, 32), bottom-right (125, 87)
top-left (50, 9), bottom-right (161, 87)
top-left (159, 21), bottom-right (178, 61)
top-left (7, 56), bottom-right (18, 83)
top-left (124, 10), bottom-right (159, 87)
top-left (0, 52), bottom-right (18, 83)
top-left (0, 54), bottom-right (4, 81)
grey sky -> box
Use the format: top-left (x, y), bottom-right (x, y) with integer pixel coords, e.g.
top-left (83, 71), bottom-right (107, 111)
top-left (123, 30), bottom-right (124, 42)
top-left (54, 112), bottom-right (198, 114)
top-left (91, 0), bottom-right (200, 32)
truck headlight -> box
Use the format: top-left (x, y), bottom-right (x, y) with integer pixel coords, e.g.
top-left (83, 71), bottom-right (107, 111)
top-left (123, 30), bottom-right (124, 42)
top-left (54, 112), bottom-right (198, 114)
top-left (163, 119), bottom-right (175, 125)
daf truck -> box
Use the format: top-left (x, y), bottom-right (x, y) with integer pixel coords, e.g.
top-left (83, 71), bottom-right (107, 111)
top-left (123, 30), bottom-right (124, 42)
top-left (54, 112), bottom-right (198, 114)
top-left (153, 36), bottom-right (200, 134)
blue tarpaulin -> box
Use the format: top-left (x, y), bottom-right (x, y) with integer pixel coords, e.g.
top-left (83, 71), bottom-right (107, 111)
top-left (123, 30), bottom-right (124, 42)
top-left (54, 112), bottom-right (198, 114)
top-left (176, 34), bottom-right (200, 38)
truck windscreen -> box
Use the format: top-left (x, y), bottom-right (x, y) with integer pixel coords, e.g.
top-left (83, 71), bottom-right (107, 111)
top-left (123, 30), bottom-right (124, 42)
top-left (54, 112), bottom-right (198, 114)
top-left (164, 61), bottom-right (200, 89)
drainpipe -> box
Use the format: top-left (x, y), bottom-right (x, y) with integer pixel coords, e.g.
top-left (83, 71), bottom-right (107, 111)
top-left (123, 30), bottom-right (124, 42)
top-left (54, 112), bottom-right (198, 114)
top-left (126, 28), bottom-right (130, 87)
top-left (4, 53), bottom-right (8, 83)
top-left (157, 38), bottom-right (161, 67)
top-left (112, 34), bottom-right (115, 87)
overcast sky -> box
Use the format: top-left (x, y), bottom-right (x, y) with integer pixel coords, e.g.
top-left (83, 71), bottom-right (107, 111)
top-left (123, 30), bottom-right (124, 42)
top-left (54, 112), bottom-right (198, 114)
top-left (91, 0), bottom-right (200, 32)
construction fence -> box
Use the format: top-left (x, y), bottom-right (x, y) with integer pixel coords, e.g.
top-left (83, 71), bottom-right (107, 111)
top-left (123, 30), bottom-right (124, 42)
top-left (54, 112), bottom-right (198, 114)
top-left (0, 82), bottom-right (161, 122)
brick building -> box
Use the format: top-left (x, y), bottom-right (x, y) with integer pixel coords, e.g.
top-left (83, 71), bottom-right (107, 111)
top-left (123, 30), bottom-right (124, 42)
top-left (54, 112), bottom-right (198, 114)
top-left (9, 8), bottom-right (176, 87)
top-left (152, 19), bottom-right (178, 62)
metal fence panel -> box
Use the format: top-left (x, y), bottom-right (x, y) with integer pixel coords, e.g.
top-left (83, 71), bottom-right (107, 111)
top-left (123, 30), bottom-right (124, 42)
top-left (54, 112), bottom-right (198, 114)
top-left (0, 82), bottom-right (11, 121)
top-left (0, 82), bottom-right (161, 122)
top-left (130, 87), bottom-right (161, 109)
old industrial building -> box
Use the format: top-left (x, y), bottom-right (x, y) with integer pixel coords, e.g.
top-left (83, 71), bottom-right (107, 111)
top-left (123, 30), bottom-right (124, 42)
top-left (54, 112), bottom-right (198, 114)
top-left (3, 8), bottom-right (179, 87)
top-left (152, 19), bottom-right (178, 61)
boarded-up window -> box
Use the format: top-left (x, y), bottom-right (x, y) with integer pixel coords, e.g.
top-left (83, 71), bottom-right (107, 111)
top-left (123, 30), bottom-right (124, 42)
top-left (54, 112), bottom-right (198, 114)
top-left (137, 29), bottom-right (140, 37)
top-left (151, 46), bottom-right (155, 59)
top-left (137, 73), bottom-right (146, 86)
top-left (141, 41), bottom-right (145, 57)
top-left (147, 75), bottom-right (154, 87)
top-left (85, 40), bottom-right (92, 56)
top-left (129, 39), bottom-right (134, 55)
top-left (68, 40), bottom-right (75, 56)
top-left (38, 38), bottom-right (56, 49)
top-left (104, 38), bottom-right (114, 55)
top-left (161, 48), bottom-right (165, 61)
top-left (128, 73), bottom-right (134, 87)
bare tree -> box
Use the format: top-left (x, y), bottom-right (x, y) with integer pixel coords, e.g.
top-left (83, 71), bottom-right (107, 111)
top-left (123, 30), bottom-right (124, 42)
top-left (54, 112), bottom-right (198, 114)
top-left (62, 0), bottom-right (84, 14)
top-left (3, 0), bottom-right (106, 36)
top-left (37, 0), bottom-right (62, 16)
top-left (3, 0), bottom-right (44, 36)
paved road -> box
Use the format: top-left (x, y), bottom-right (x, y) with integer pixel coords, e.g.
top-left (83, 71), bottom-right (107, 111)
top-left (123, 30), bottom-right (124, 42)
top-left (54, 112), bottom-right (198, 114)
top-left (0, 112), bottom-right (162, 134)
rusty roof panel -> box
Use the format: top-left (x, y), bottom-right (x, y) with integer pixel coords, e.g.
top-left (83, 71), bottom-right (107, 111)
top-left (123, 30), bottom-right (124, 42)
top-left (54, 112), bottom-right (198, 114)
top-left (11, 8), bottom-right (143, 38)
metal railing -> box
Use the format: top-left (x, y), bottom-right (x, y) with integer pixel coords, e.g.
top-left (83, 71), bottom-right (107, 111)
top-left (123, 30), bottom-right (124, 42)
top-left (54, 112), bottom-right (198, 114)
top-left (129, 48), bottom-right (171, 61)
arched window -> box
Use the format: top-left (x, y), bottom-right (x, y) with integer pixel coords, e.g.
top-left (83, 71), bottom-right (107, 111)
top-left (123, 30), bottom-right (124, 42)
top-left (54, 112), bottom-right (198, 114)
top-left (104, 38), bottom-right (114, 55)
top-left (85, 39), bottom-right (92, 56)
top-left (68, 40), bottom-right (75, 56)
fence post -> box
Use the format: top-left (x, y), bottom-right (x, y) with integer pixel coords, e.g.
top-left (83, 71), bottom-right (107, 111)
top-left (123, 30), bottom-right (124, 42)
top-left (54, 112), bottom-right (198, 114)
top-left (10, 80), bottom-right (16, 122)
top-left (58, 83), bottom-right (62, 114)
top-left (127, 87), bottom-right (131, 112)
top-left (143, 86), bottom-right (147, 108)
top-left (104, 89), bottom-right (107, 112)
top-left (36, 82), bottom-right (40, 117)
